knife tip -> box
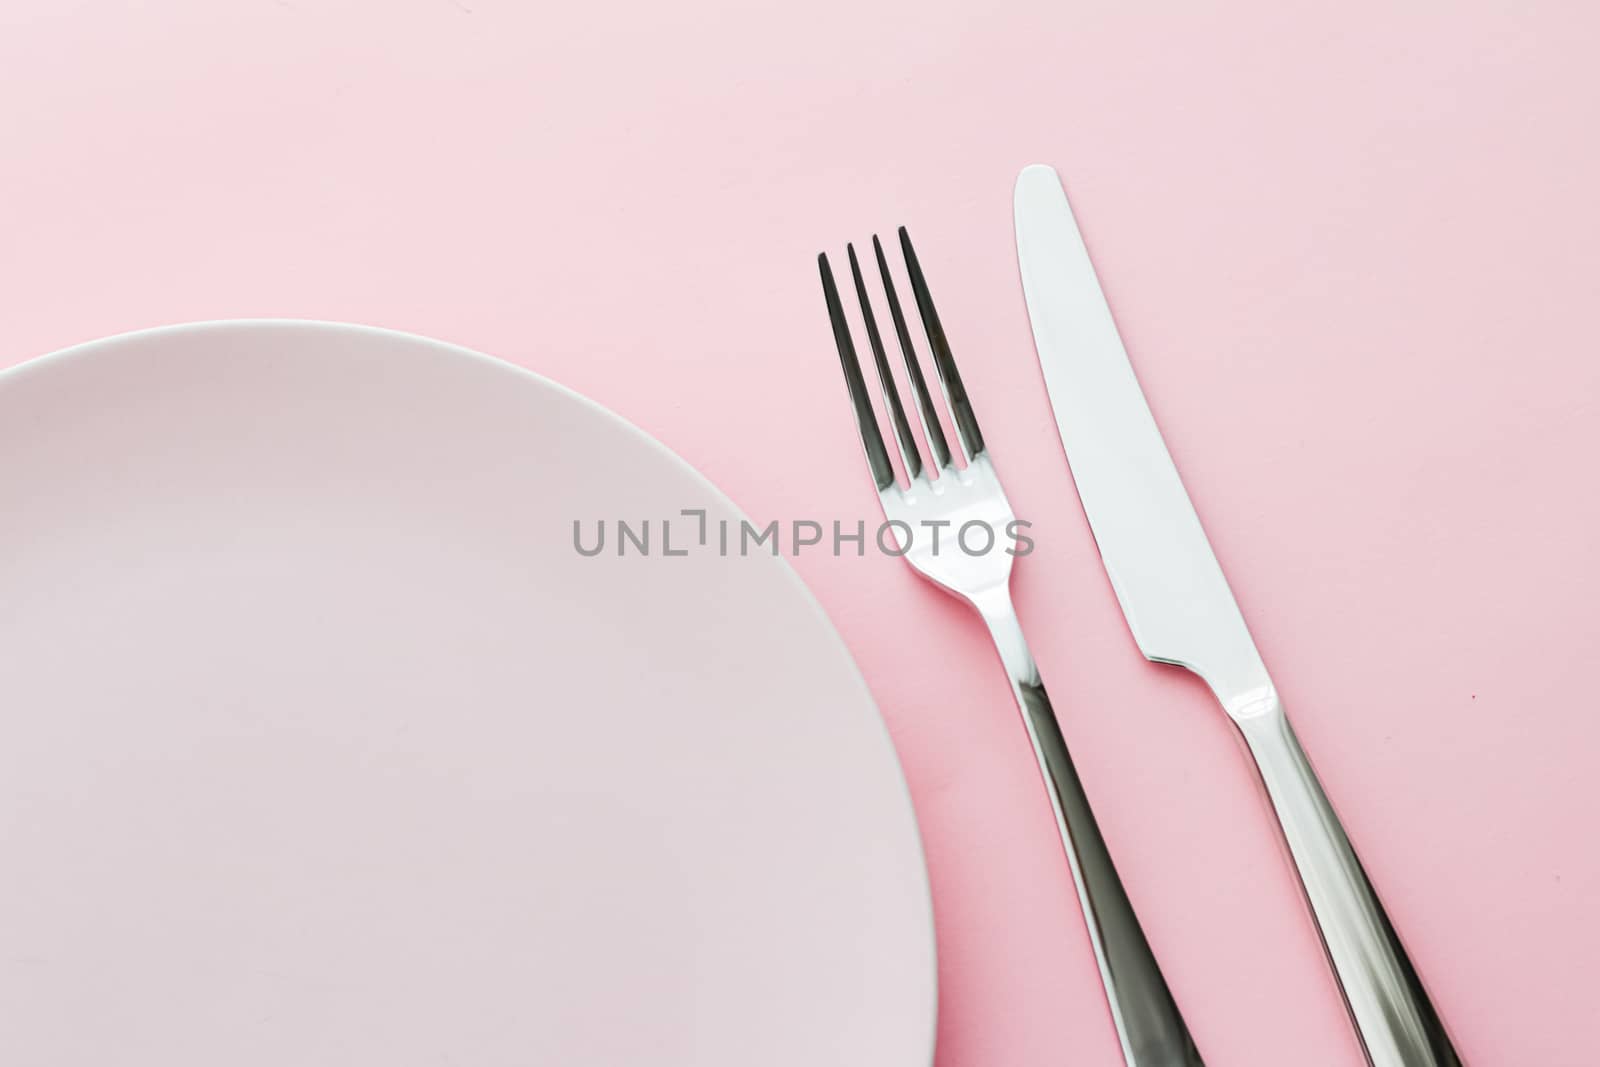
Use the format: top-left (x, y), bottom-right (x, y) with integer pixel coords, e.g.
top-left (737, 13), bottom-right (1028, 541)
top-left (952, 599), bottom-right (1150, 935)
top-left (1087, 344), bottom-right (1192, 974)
top-left (1017, 164), bottom-right (1068, 217)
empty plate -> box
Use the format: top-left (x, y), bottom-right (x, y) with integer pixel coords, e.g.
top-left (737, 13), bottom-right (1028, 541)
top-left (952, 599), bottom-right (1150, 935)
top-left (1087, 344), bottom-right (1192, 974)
top-left (0, 321), bottom-right (935, 1065)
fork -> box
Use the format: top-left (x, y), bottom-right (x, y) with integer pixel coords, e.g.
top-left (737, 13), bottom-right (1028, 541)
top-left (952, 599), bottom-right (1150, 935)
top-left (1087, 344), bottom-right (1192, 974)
top-left (818, 229), bottom-right (1204, 1067)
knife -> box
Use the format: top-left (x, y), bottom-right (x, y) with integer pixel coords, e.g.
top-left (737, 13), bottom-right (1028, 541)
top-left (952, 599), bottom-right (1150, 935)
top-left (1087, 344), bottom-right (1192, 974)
top-left (1013, 163), bottom-right (1462, 1067)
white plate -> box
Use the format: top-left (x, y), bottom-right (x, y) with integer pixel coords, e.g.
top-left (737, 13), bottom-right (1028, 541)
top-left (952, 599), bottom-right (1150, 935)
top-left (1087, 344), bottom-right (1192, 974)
top-left (0, 322), bottom-right (935, 1065)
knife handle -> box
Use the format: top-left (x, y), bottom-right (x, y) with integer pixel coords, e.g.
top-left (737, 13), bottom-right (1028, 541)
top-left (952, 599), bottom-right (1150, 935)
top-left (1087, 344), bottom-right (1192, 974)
top-left (1237, 704), bottom-right (1462, 1067)
top-left (975, 587), bottom-right (1204, 1067)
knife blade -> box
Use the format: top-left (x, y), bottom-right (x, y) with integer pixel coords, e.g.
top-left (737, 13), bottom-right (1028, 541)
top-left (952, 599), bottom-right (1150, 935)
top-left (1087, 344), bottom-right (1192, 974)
top-left (1013, 163), bottom-right (1463, 1067)
top-left (1012, 163), bottom-right (1270, 715)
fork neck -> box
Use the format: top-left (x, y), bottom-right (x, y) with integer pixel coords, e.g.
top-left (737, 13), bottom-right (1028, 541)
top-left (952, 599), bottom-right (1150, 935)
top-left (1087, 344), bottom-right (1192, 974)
top-left (969, 584), bottom-right (1041, 691)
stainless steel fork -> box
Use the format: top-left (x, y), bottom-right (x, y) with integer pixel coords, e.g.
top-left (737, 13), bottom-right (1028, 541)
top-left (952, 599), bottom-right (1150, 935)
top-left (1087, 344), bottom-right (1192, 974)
top-left (818, 229), bottom-right (1204, 1067)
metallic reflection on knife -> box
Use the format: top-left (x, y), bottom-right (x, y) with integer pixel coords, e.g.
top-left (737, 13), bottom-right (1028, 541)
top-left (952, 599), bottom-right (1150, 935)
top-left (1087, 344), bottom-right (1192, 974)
top-left (1014, 163), bottom-right (1463, 1067)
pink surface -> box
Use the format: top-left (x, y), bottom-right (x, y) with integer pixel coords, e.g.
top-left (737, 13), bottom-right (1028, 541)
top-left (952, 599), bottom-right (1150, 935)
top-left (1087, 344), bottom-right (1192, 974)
top-left (2, 3), bottom-right (1596, 1064)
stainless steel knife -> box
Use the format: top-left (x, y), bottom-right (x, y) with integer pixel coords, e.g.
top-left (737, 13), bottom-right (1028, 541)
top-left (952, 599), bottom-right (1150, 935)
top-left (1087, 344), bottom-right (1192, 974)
top-left (1013, 163), bottom-right (1462, 1067)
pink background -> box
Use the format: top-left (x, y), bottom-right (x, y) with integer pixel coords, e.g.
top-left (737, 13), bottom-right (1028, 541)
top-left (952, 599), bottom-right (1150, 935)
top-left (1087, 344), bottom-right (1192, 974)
top-left (3, 3), bottom-right (1596, 1064)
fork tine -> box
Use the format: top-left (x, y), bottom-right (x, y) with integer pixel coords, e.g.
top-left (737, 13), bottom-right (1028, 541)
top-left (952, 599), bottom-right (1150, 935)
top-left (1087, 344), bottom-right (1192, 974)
top-left (899, 226), bottom-right (986, 459)
top-left (819, 253), bottom-right (895, 491)
top-left (847, 243), bottom-right (923, 482)
top-left (872, 234), bottom-right (954, 472)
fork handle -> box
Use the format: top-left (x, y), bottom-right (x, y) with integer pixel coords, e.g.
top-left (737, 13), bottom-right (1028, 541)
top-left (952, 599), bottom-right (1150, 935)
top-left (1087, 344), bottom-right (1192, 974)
top-left (974, 587), bottom-right (1203, 1067)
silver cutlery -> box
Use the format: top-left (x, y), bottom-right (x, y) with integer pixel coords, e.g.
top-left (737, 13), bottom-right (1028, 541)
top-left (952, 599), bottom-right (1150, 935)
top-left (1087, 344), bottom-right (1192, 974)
top-left (1013, 163), bottom-right (1462, 1067)
top-left (818, 230), bottom-right (1204, 1067)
